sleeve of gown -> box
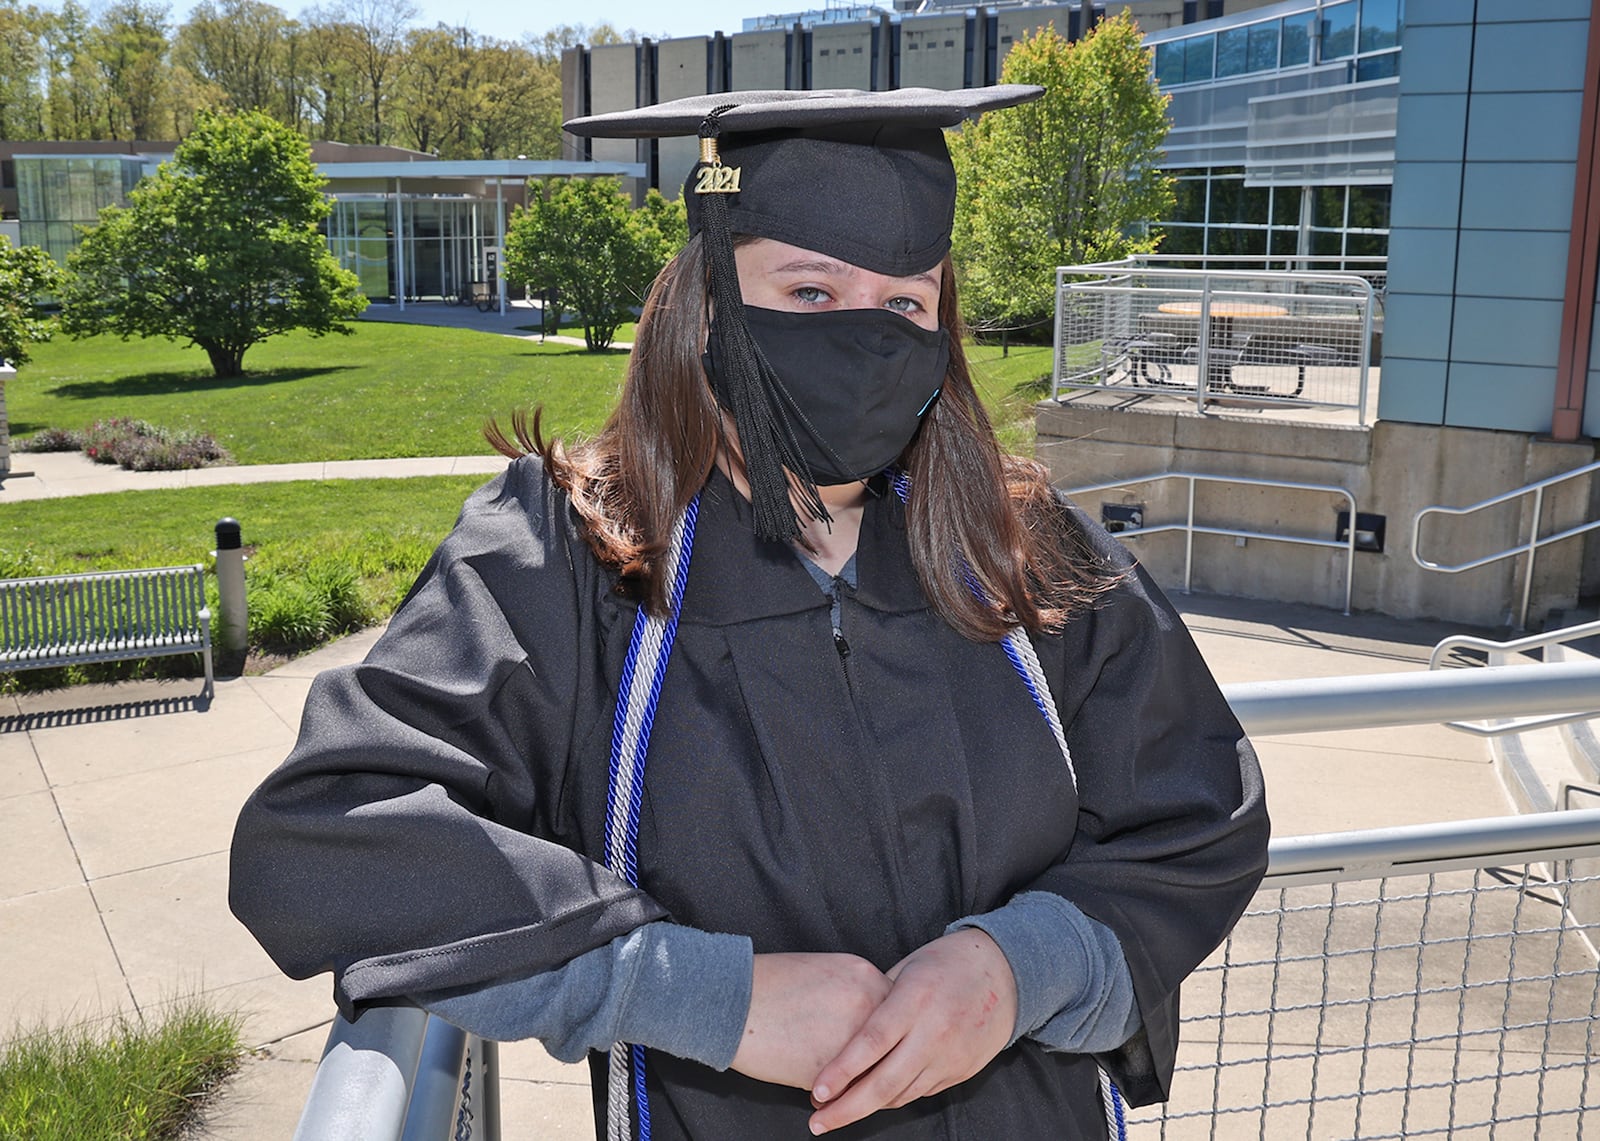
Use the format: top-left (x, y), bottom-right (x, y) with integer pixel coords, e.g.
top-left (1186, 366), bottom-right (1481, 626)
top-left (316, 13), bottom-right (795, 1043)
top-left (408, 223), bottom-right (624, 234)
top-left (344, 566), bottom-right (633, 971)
top-left (1024, 526), bottom-right (1271, 1105)
top-left (228, 457), bottom-right (670, 1018)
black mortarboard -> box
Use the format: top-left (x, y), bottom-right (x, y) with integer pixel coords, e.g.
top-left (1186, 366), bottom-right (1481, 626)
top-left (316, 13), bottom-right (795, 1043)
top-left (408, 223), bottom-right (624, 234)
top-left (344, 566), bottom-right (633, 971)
top-left (564, 86), bottom-right (1044, 542)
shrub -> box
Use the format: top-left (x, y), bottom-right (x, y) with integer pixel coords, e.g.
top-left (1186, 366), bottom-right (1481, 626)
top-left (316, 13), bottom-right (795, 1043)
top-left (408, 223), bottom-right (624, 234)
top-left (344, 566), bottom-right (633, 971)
top-left (249, 576), bottom-right (332, 650)
top-left (15, 427), bottom-right (84, 453)
top-left (77, 418), bottom-right (231, 471)
top-left (305, 557), bottom-right (373, 632)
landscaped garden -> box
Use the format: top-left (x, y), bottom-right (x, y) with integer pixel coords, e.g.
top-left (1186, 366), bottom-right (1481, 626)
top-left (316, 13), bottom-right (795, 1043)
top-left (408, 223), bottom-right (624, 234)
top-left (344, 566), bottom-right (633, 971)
top-left (3, 321), bottom-right (1053, 681)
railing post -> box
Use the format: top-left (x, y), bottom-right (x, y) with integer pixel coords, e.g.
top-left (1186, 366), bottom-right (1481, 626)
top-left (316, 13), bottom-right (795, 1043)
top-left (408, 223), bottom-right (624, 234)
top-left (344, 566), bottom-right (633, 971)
top-left (1051, 267), bottom-right (1065, 399)
top-left (1357, 277), bottom-right (1375, 426)
top-left (1184, 475), bottom-right (1197, 594)
top-left (1521, 486), bottom-right (1544, 630)
top-left (1195, 279), bottom-right (1212, 415)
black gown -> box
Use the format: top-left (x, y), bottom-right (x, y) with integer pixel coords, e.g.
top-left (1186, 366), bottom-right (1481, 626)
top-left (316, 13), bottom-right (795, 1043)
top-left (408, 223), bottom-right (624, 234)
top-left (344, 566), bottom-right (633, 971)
top-left (229, 456), bottom-right (1270, 1140)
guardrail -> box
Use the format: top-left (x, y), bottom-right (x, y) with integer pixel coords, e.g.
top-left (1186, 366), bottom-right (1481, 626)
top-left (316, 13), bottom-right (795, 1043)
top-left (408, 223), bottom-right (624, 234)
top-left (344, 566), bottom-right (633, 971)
top-left (1065, 471), bottom-right (1358, 615)
top-left (1429, 618), bottom-right (1600, 738)
top-left (1412, 457), bottom-right (1600, 631)
top-left (1131, 809), bottom-right (1600, 1138)
top-left (1051, 262), bottom-right (1376, 420)
top-left (291, 664), bottom-right (1600, 1139)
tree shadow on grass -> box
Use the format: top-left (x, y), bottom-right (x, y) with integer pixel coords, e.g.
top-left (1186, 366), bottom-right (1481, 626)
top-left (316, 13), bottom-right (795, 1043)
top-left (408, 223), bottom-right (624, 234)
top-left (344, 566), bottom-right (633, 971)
top-left (511, 345), bottom-right (630, 358)
top-left (43, 365), bottom-right (355, 401)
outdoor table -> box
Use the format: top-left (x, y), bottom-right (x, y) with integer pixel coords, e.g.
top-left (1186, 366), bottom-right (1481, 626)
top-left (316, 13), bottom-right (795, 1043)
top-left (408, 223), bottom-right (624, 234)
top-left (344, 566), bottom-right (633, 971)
top-left (1156, 300), bottom-right (1290, 386)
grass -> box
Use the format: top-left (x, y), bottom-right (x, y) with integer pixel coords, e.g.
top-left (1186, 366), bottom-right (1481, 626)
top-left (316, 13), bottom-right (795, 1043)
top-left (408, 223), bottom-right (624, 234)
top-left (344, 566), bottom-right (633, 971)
top-left (966, 340), bottom-right (1054, 455)
top-left (0, 1000), bottom-right (244, 1141)
top-left (9, 324), bottom-right (629, 465)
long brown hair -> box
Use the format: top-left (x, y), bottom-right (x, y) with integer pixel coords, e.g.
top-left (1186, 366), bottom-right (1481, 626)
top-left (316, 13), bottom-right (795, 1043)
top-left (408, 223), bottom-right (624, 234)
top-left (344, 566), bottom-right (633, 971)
top-left (487, 233), bottom-right (1117, 638)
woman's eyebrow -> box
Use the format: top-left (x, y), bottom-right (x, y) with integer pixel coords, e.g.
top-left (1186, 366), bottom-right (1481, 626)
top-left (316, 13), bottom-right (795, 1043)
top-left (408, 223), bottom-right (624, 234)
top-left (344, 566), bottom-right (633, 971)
top-left (772, 257), bottom-right (854, 276)
top-left (772, 259), bottom-right (938, 291)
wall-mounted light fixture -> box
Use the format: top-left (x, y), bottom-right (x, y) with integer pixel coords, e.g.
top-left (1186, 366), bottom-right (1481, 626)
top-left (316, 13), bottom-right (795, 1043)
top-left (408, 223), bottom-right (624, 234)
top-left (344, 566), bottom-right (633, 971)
top-left (1101, 503), bottom-right (1145, 533)
top-left (1336, 511), bottom-right (1387, 553)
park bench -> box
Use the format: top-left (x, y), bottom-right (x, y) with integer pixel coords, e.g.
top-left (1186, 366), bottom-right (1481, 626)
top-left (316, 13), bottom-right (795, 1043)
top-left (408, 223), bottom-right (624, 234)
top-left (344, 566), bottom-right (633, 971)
top-left (0, 565), bottom-right (214, 696)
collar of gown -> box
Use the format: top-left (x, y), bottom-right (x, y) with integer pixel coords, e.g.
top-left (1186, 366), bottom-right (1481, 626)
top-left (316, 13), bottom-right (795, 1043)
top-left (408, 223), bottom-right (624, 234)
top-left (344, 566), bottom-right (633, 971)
top-left (674, 468), bottom-right (930, 626)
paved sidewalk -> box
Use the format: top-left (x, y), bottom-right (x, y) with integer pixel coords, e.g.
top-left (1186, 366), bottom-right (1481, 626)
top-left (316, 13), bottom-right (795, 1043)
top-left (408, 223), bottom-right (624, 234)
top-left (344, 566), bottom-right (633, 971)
top-left (0, 449), bottom-right (512, 502)
top-left (0, 589), bottom-right (1507, 1138)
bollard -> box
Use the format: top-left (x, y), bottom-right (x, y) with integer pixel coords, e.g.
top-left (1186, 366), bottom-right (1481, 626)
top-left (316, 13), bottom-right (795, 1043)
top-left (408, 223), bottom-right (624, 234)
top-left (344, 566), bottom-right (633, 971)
top-left (214, 517), bottom-right (248, 659)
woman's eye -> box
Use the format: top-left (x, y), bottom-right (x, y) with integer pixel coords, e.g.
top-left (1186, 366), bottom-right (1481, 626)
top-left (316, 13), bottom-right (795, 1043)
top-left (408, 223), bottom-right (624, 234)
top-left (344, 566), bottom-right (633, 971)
top-left (792, 286), bottom-right (831, 305)
top-left (885, 296), bottom-right (923, 313)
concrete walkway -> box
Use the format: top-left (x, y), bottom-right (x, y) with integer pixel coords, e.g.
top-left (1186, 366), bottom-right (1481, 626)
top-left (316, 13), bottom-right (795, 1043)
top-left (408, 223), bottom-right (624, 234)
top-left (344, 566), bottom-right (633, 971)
top-left (0, 449), bottom-right (511, 502)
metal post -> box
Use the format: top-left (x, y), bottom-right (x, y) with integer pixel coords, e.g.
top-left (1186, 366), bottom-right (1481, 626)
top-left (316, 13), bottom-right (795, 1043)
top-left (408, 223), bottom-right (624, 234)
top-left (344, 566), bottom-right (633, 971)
top-left (1357, 277), bottom-right (1374, 425)
top-left (1184, 475), bottom-right (1197, 594)
top-left (1051, 267), bottom-right (1065, 398)
top-left (1520, 486), bottom-right (1543, 629)
top-left (213, 518), bottom-right (247, 659)
top-left (1195, 278), bottom-right (1212, 414)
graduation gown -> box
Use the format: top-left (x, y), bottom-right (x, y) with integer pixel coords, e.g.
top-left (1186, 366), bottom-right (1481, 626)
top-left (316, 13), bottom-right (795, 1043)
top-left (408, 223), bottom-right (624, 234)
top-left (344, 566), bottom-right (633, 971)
top-left (229, 456), bottom-right (1269, 1140)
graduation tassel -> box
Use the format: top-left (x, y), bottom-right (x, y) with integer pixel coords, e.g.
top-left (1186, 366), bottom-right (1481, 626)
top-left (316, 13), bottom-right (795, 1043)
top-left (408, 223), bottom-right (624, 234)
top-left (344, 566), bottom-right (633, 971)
top-left (696, 109), bottom-right (831, 543)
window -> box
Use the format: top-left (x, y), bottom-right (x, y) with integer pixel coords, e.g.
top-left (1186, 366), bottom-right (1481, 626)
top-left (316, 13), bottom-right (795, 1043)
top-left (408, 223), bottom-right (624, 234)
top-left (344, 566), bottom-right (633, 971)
top-left (1280, 12), bottom-right (1314, 66)
top-left (1359, 0), bottom-right (1402, 53)
top-left (1320, 1), bottom-right (1357, 61)
top-left (1356, 53), bottom-right (1398, 81)
top-left (1246, 22), bottom-right (1279, 72)
top-left (0, 160), bottom-right (12, 190)
top-left (1216, 27), bottom-right (1248, 78)
top-left (1155, 41), bottom-right (1185, 86)
top-left (1183, 34), bottom-right (1215, 83)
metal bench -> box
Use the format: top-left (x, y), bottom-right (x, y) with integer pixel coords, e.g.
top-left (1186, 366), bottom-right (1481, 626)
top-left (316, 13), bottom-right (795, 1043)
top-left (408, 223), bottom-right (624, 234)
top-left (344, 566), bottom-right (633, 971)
top-left (0, 565), bottom-right (214, 696)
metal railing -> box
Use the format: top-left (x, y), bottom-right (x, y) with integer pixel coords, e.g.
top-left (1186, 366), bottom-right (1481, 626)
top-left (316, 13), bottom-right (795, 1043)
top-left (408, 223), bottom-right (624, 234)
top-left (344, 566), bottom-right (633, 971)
top-left (1412, 457), bottom-right (1600, 631)
top-left (1429, 618), bottom-right (1600, 738)
top-left (292, 663), bottom-right (1600, 1140)
top-left (1127, 253), bottom-right (1388, 298)
top-left (1065, 471), bottom-right (1358, 615)
top-left (1130, 809), bottom-right (1600, 1139)
top-left (1051, 262), bottom-right (1376, 420)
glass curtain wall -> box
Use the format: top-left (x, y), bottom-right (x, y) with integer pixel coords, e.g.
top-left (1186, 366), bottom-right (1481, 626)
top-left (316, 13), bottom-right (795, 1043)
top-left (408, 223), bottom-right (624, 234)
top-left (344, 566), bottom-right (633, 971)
top-left (325, 196), bottom-right (491, 302)
top-left (1151, 0), bottom-right (1402, 264)
top-left (1161, 170), bottom-right (1391, 263)
top-left (15, 156), bottom-right (144, 263)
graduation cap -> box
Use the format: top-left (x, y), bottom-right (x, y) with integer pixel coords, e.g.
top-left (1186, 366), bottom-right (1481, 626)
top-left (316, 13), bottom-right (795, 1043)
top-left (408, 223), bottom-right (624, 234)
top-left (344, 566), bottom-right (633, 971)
top-left (564, 85), bottom-right (1044, 543)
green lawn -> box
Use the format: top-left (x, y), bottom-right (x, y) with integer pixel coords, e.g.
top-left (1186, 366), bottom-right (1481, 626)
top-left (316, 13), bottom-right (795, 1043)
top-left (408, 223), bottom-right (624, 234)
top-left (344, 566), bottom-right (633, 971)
top-left (9, 323), bottom-right (629, 464)
top-left (0, 476), bottom-right (488, 575)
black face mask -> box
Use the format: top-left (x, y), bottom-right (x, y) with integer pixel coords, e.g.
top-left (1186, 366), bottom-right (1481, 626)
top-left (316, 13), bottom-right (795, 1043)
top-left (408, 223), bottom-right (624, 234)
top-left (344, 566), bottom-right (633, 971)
top-left (704, 304), bottom-right (951, 485)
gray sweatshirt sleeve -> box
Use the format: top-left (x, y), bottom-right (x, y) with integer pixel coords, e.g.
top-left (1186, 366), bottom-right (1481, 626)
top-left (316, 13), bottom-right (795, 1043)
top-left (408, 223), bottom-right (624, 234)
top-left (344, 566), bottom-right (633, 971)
top-left (947, 890), bottom-right (1142, 1054)
top-left (414, 923), bottom-right (754, 1069)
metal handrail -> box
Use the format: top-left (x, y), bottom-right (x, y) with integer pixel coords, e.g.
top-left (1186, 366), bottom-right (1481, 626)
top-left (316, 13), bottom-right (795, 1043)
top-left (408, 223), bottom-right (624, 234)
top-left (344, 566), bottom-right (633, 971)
top-left (295, 1008), bottom-right (500, 1141)
top-left (1222, 659), bottom-right (1600, 736)
top-left (1427, 617), bottom-right (1600, 737)
top-left (1263, 805), bottom-right (1600, 887)
top-left (1412, 456), bottom-right (1600, 630)
top-left (1065, 471), bottom-right (1358, 615)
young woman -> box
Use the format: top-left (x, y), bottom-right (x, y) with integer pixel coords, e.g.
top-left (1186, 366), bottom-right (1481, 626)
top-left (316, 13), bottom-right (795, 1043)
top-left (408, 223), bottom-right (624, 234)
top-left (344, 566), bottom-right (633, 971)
top-left (231, 87), bottom-right (1269, 1140)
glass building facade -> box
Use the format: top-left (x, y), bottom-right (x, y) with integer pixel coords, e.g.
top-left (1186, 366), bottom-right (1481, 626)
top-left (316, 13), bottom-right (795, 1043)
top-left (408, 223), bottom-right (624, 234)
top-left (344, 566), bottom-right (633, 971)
top-left (324, 196), bottom-right (498, 303)
top-left (1149, 0), bottom-right (1403, 262)
top-left (14, 155), bottom-right (147, 263)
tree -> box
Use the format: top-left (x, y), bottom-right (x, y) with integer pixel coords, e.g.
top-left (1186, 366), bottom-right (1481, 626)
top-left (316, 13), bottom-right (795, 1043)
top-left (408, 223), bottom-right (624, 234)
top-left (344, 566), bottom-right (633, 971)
top-left (59, 108), bottom-right (367, 378)
top-left (0, 236), bottom-right (63, 367)
top-left (0, 2), bottom-right (49, 139)
top-left (174, 0), bottom-right (294, 116)
top-left (503, 179), bottom-right (684, 351)
top-left (949, 12), bottom-right (1173, 333)
top-left (92, 0), bottom-right (173, 140)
